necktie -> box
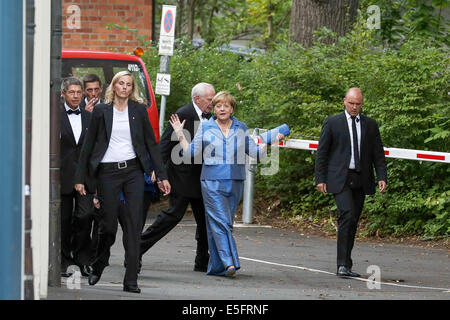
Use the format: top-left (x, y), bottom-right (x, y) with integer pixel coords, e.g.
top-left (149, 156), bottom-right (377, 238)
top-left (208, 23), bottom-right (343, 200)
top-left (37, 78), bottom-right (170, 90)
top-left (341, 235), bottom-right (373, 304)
top-left (351, 116), bottom-right (361, 172)
top-left (201, 113), bottom-right (209, 119)
top-left (67, 109), bottom-right (81, 115)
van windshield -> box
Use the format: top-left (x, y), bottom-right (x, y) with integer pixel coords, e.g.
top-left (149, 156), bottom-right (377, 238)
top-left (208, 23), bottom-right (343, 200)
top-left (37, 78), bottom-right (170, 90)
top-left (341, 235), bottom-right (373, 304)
top-left (62, 58), bottom-right (150, 106)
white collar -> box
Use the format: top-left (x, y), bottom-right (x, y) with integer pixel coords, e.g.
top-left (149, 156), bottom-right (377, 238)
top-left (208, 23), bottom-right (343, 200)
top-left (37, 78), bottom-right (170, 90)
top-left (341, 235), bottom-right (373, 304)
top-left (64, 102), bottom-right (80, 112)
top-left (345, 109), bottom-right (360, 120)
top-left (193, 101), bottom-right (203, 119)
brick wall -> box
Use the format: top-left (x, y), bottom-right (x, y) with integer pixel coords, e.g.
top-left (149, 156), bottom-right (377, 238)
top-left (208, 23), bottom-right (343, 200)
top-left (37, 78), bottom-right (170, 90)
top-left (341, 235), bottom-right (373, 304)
top-left (62, 0), bottom-right (153, 53)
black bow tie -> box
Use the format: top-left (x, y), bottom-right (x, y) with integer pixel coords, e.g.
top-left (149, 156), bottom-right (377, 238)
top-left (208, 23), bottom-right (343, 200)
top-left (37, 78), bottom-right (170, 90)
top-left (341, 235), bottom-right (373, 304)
top-left (67, 109), bottom-right (81, 115)
top-left (201, 113), bottom-right (209, 119)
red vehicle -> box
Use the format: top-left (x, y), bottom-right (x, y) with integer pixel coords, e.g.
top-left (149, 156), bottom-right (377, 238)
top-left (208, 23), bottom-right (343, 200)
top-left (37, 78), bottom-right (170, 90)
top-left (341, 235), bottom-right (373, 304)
top-left (61, 49), bottom-right (160, 141)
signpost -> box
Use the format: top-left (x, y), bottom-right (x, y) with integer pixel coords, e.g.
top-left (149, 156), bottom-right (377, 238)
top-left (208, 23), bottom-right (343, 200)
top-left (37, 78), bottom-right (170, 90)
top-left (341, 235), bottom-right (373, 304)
top-left (158, 6), bottom-right (176, 56)
top-left (157, 5), bottom-right (176, 136)
top-left (155, 73), bottom-right (171, 96)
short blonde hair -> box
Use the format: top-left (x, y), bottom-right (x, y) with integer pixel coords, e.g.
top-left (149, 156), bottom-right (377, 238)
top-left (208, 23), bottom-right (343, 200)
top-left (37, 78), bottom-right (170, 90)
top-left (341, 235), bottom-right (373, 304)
top-left (104, 70), bottom-right (144, 104)
top-left (212, 91), bottom-right (236, 111)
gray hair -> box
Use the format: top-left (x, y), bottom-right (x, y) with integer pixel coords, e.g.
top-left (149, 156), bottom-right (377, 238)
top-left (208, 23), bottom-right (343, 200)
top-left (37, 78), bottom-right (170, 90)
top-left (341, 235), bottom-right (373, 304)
top-left (61, 77), bottom-right (83, 91)
top-left (191, 82), bottom-right (215, 99)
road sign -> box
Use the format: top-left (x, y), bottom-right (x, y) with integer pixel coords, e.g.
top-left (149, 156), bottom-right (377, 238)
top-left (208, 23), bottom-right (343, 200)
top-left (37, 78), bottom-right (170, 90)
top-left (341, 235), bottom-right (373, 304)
top-left (155, 73), bottom-right (171, 96)
top-left (159, 5), bottom-right (176, 56)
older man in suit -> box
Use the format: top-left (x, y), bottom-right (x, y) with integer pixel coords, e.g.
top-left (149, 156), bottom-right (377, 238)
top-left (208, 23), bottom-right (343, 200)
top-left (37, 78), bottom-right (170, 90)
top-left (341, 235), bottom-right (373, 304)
top-left (315, 87), bottom-right (387, 277)
top-left (140, 82), bottom-right (215, 272)
top-left (60, 77), bottom-right (94, 277)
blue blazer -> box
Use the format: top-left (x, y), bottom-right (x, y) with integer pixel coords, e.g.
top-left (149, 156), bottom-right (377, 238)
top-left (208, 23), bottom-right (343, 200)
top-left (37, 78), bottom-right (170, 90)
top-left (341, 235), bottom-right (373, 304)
top-left (184, 116), bottom-right (263, 180)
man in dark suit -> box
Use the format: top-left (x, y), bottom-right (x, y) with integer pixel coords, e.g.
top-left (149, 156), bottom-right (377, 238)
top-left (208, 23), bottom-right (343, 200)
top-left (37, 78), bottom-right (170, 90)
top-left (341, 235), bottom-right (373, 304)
top-left (315, 87), bottom-right (387, 277)
top-left (79, 74), bottom-right (103, 263)
top-left (60, 77), bottom-right (94, 277)
top-left (140, 82), bottom-right (215, 272)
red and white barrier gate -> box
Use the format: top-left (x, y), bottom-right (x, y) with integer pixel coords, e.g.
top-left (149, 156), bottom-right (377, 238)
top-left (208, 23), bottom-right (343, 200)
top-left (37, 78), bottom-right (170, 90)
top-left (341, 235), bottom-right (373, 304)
top-left (274, 138), bottom-right (450, 164)
top-left (243, 135), bottom-right (449, 224)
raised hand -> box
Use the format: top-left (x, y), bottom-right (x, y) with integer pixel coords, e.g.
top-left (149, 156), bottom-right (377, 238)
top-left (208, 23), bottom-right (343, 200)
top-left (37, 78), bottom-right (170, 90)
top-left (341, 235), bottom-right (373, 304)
top-left (84, 97), bottom-right (99, 112)
top-left (169, 114), bottom-right (186, 135)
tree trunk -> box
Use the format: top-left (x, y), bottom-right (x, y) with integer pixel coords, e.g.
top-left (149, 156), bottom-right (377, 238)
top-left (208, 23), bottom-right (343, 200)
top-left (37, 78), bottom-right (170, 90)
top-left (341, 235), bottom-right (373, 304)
top-left (199, 0), bottom-right (218, 44)
top-left (289, 0), bottom-right (359, 47)
top-left (176, 0), bottom-right (185, 39)
top-left (266, 0), bottom-right (274, 47)
top-left (187, 0), bottom-right (196, 40)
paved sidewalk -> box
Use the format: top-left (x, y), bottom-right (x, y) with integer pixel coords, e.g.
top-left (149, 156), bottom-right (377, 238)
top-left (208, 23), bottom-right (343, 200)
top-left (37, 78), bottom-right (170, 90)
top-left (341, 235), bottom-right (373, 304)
top-left (47, 211), bottom-right (450, 301)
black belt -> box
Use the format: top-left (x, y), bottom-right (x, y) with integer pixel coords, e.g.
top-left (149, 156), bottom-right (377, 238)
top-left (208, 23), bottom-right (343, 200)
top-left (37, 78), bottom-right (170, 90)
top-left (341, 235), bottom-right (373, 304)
top-left (99, 158), bottom-right (138, 170)
top-left (348, 169), bottom-right (361, 174)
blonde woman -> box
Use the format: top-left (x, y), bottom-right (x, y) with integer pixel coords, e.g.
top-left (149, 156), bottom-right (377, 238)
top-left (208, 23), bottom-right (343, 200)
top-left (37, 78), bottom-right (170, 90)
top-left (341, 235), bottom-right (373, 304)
top-left (170, 91), bottom-right (285, 277)
top-left (75, 70), bottom-right (170, 293)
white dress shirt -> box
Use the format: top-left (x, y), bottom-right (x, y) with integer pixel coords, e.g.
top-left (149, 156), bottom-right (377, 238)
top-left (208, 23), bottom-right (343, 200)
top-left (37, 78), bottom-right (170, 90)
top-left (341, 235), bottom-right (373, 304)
top-left (345, 109), bottom-right (361, 170)
top-left (101, 107), bottom-right (136, 162)
top-left (64, 103), bottom-right (82, 145)
top-left (193, 102), bottom-right (208, 122)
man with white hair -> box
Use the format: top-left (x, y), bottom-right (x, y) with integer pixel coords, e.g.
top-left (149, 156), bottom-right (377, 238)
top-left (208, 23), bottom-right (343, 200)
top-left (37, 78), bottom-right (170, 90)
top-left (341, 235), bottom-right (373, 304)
top-left (140, 82), bottom-right (215, 272)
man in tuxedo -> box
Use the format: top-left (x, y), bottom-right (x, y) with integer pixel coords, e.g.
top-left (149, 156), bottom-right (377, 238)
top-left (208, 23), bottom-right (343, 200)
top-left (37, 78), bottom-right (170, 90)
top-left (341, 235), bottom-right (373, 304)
top-left (140, 82), bottom-right (215, 272)
top-left (315, 87), bottom-right (387, 277)
top-left (60, 77), bottom-right (94, 277)
top-left (80, 74), bottom-right (103, 112)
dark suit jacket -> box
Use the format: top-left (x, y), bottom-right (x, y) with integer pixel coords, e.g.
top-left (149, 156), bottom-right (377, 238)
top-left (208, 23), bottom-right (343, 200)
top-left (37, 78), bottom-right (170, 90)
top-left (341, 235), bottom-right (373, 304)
top-left (74, 100), bottom-right (167, 194)
top-left (159, 102), bottom-right (208, 198)
top-left (60, 104), bottom-right (92, 195)
top-left (315, 111), bottom-right (387, 195)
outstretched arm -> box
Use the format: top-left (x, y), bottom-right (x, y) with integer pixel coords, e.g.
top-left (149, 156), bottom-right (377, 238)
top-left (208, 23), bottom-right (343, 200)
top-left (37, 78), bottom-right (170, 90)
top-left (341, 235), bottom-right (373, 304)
top-left (169, 113), bottom-right (188, 151)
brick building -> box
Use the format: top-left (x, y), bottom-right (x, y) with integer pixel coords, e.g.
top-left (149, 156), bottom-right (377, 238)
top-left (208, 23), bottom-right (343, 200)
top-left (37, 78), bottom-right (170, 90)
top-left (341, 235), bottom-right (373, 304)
top-left (62, 0), bottom-right (154, 53)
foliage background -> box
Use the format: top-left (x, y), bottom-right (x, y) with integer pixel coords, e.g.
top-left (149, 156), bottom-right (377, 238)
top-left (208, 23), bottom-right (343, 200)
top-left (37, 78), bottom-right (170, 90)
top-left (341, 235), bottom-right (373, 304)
top-left (140, 2), bottom-right (449, 238)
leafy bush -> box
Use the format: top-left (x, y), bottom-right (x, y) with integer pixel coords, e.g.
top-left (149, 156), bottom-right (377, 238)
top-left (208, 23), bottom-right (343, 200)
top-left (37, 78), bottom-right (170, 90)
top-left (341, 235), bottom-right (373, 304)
top-left (142, 26), bottom-right (449, 237)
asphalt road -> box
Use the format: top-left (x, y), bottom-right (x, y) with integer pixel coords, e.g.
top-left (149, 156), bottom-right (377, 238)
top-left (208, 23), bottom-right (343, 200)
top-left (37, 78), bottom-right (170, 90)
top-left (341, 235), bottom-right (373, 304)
top-left (48, 211), bottom-right (450, 301)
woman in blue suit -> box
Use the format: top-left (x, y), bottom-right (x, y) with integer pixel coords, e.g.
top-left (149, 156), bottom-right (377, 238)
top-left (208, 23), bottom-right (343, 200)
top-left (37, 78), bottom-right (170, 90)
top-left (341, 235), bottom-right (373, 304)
top-left (169, 91), bottom-right (285, 277)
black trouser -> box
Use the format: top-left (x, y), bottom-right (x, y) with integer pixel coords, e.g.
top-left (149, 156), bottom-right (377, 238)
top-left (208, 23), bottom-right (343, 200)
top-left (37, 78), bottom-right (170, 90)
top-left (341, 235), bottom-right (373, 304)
top-left (333, 170), bottom-right (365, 269)
top-left (140, 191), bottom-right (209, 267)
top-left (94, 160), bottom-right (144, 286)
top-left (60, 190), bottom-right (94, 269)
top-left (91, 185), bottom-right (154, 266)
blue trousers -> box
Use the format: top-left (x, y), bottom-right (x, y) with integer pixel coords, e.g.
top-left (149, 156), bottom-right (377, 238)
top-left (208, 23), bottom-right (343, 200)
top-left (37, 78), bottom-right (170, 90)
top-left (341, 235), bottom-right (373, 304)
top-left (201, 179), bottom-right (244, 275)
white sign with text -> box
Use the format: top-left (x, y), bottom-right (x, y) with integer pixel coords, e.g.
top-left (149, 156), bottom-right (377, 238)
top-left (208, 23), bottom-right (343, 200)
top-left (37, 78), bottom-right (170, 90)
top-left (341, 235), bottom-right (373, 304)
top-left (155, 73), bottom-right (171, 96)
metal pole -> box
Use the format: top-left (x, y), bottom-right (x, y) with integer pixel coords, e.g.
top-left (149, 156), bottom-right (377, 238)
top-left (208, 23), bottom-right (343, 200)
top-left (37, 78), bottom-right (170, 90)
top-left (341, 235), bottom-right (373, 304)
top-left (0, 0), bottom-right (24, 300)
top-left (159, 95), bottom-right (167, 136)
top-left (48, 0), bottom-right (62, 287)
top-left (158, 55), bottom-right (170, 136)
top-left (242, 129), bottom-right (259, 224)
top-left (24, 0), bottom-right (36, 300)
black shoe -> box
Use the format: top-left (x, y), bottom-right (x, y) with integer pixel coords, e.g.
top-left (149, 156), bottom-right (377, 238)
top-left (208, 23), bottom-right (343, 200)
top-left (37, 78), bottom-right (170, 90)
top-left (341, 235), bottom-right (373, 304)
top-left (337, 266), bottom-right (360, 278)
top-left (193, 265), bottom-right (207, 272)
top-left (88, 268), bottom-right (102, 286)
top-left (123, 284), bottom-right (141, 294)
top-left (79, 265), bottom-right (93, 277)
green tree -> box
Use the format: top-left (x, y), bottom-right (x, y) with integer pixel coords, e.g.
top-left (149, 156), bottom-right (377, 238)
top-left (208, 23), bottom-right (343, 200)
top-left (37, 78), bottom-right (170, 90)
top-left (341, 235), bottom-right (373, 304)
top-left (360, 0), bottom-right (450, 46)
